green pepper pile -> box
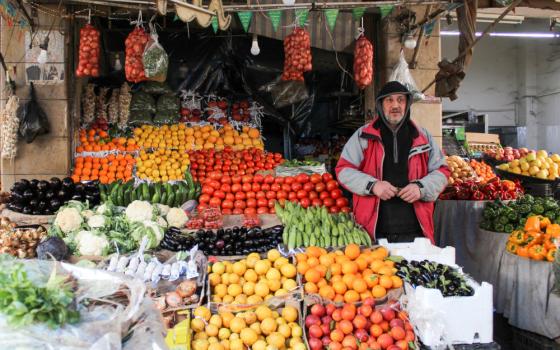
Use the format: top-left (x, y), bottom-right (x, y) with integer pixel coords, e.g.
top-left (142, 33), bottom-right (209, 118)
top-left (480, 195), bottom-right (560, 233)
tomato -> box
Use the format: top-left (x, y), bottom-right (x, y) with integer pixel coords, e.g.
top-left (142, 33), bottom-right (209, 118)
top-left (222, 200), bottom-right (234, 209)
top-left (209, 197), bottom-right (222, 207)
top-left (209, 172), bottom-right (222, 181)
top-left (274, 177), bottom-right (285, 184)
top-left (256, 191), bottom-right (266, 199)
top-left (197, 203), bottom-right (208, 211)
top-left (312, 198), bottom-right (323, 207)
top-left (303, 182), bottom-right (315, 192)
top-left (209, 180), bottom-right (221, 189)
top-left (213, 190), bottom-right (226, 200)
top-left (310, 173), bottom-right (322, 184)
top-left (288, 192), bottom-right (298, 201)
top-left (235, 192), bottom-right (246, 200)
top-left (246, 191), bottom-right (256, 199)
top-left (261, 183), bottom-right (271, 192)
top-left (336, 197), bottom-right (349, 207)
top-left (241, 175), bottom-right (253, 183)
top-left (202, 185), bottom-right (215, 195)
top-left (320, 191), bottom-right (330, 200)
top-left (323, 197), bottom-right (335, 207)
top-left (329, 206), bottom-right (340, 213)
top-left (232, 208), bottom-right (244, 215)
top-left (222, 208), bottom-right (232, 215)
top-left (257, 207), bottom-right (269, 214)
top-left (220, 184), bottom-right (231, 193)
top-left (296, 190), bottom-right (308, 199)
top-left (232, 175), bottom-right (242, 184)
top-left (308, 191), bottom-right (319, 200)
top-left (277, 190), bottom-right (288, 200)
top-left (322, 173), bottom-right (333, 182)
top-left (330, 189), bottom-right (343, 199)
top-left (199, 194), bottom-right (210, 203)
top-left (253, 174), bottom-right (264, 183)
top-left (257, 198), bottom-right (268, 207)
top-left (231, 183), bottom-right (242, 193)
top-left (284, 176), bottom-right (295, 185)
top-left (271, 183), bottom-right (282, 192)
top-left (246, 198), bottom-right (257, 208)
top-left (264, 175), bottom-right (275, 184)
top-left (341, 206), bottom-right (352, 213)
top-left (225, 193), bottom-right (235, 201)
top-left (234, 200), bottom-right (246, 209)
top-left (242, 183), bottom-right (252, 192)
top-left (266, 191), bottom-right (277, 200)
top-left (315, 183), bottom-right (326, 193)
top-left (291, 182), bottom-right (303, 192)
top-left (296, 173), bottom-right (310, 184)
top-left (251, 183), bottom-right (261, 192)
top-left (300, 198), bottom-right (311, 208)
top-left (268, 199), bottom-right (277, 208)
top-left (326, 180), bottom-right (339, 192)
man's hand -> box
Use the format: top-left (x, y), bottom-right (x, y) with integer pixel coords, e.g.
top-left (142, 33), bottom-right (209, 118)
top-left (398, 183), bottom-right (422, 203)
top-left (372, 181), bottom-right (398, 201)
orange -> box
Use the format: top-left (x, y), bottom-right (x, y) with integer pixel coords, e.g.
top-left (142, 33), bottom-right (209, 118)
top-left (331, 263), bottom-right (342, 276)
top-left (315, 265), bottom-right (327, 277)
top-left (317, 278), bottom-right (327, 288)
top-left (344, 244), bottom-right (361, 260)
top-left (391, 276), bottom-right (403, 288)
top-left (379, 276), bottom-right (393, 289)
top-left (342, 274), bottom-right (356, 289)
top-left (304, 282), bottom-right (318, 294)
top-left (334, 294), bottom-right (345, 303)
top-left (297, 262), bottom-right (309, 275)
top-left (352, 278), bottom-right (368, 293)
top-left (364, 273), bottom-right (379, 288)
top-left (360, 291), bottom-right (372, 300)
top-left (355, 258), bottom-right (368, 271)
top-left (319, 285), bottom-right (335, 300)
top-left (306, 246), bottom-right (322, 258)
top-left (378, 266), bottom-right (394, 276)
top-left (333, 281), bottom-right (347, 295)
top-left (342, 261), bottom-right (358, 275)
top-left (344, 290), bottom-right (360, 303)
top-left (331, 275), bottom-right (343, 283)
top-left (370, 260), bottom-right (384, 273)
top-left (307, 257), bottom-right (319, 268)
top-left (384, 260), bottom-right (395, 268)
top-left (371, 247), bottom-right (389, 260)
top-left (319, 255), bottom-right (334, 267)
top-left (372, 285), bottom-right (387, 298)
top-left (335, 255), bottom-right (349, 264)
top-left (304, 269), bottom-right (321, 284)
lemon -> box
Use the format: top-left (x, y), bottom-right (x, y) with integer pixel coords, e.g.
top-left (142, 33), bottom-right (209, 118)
top-left (281, 306), bottom-right (298, 322)
top-left (243, 311), bottom-right (257, 325)
top-left (265, 268), bottom-right (281, 281)
top-left (289, 337), bottom-right (303, 348)
top-left (210, 315), bottom-right (223, 328)
top-left (290, 324), bottom-right (303, 338)
top-left (222, 295), bottom-right (234, 304)
top-left (194, 332), bottom-right (208, 340)
top-left (250, 322), bottom-right (262, 335)
top-left (243, 281), bottom-right (256, 296)
top-left (228, 273), bottom-right (240, 284)
top-left (221, 312), bottom-right (234, 328)
top-left (244, 269), bottom-right (258, 283)
top-left (275, 289), bottom-right (288, 297)
top-left (218, 328), bottom-right (231, 340)
top-left (255, 305), bottom-right (273, 321)
top-left (240, 328), bottom-right (258, 346)
top-left (260, 318), bottom-right (277, 335)
top-left (280, 264), bottom-right (296, 278)
top-left (294, 343), bottom-right (306, 350)
top-left (193, 339), bottom-right (209, 350)
top-left (232, 261), bottom-right (247, 276)
top-left (253, 340), bottom-right (267, 350)
top-left (194, 306), bottom-right (211, 321)
top-left (273, 257), bottom-right (289, 269)
top-left (229, 317), bottom-right (247, 334)
top-left (255, 261), bottom-right (270, 275)
top-left (267, 279), bottom-right (281, 292)
top-left (234, 294), bottom-right (248, 304)
top-left (283, 279), bottom-right (297, 291)
top-left (206, 324), bottom-right (219, 337)
top-left (267, 249), bottom-right (281, 262)
top-left (255, 282), bottom-right (270, 298)
top-left (214, 284), bottom-right (227, 298)
top-left (191, 318), bottom-right (206, 332)
top-left (212, 262), bottom-right (226, 275)
top-left (278, 324), bottom-right (291, 338)
top-left (266, 332), bottom-right (285, 349)
top-left (247, 295), bottom-right (263, 304)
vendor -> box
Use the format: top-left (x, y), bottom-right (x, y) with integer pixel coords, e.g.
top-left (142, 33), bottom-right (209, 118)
top-left (335, 81), bottom-right (449, 243)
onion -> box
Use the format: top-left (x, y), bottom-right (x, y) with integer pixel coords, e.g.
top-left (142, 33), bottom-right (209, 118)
top-left (76, 24), bottom-right (100, 77)
top-left (165, 291), bottom-right (182, 308)
top-left (176, 280), bottom-right (197, 298)
top-left (353, 35), bottom-right (374, 90)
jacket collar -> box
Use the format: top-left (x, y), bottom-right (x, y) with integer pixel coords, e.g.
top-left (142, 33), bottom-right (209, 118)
top-left (360, 117), bottom-right (429, 148)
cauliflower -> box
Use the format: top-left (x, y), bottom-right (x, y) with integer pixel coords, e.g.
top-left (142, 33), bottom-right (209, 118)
top-left (125, 201), bottom-right (154, 223)
top-left (87, 215), bottom-right (106, 229)
top-left (166, 208), bottom-right (188, 228)
top-left (156, 204), bottom-right (170, 216)
top-left (81, 209), bottom-right (95, 219)
top-left (96, 203), bottom-right (112, 215)
top-left (53, 207), bottom-right (83, 233)
top-left (131, 220), bottom-right (164, 249)
top-left (157, 216), bottom-right (168, 228)
top-left (76, 231), bottom-right (109, 256)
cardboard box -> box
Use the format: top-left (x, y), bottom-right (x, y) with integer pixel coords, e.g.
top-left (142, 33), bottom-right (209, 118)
top-left (465, 132), bottom-right (501, 155)
top-left (377, 238), bottom-right (456, 266)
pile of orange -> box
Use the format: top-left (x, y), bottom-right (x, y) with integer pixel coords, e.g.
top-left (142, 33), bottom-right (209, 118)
top-left (72, 153), bottom-right (135, 183)
top-left (296, 244), bottom-right (402, 303)
top-left (75, 128), bottom-right (139, 153)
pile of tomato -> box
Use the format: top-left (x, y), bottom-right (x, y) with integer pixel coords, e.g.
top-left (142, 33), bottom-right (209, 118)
top-left (198, 172), bottom-right (350, 214)
top-left (188, 148), bottom-right (284, 182)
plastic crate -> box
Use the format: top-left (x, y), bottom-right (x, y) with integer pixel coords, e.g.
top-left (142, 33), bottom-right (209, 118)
top-left (512, 327), bottom-right (560, 350)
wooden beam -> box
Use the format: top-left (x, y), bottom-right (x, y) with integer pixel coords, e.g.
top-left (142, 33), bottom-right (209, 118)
top-left (478, 0), bottom-right (560, 11)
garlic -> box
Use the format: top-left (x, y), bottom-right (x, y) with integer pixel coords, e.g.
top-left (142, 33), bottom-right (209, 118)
top-left (82, 84), bottom-right (96, 124)
top-left (1, 95), bottom-right (20, 159)
top-left (118, 83), bottom-right (131, 129)
top-left (97, 87), bottom-right (109, 121)
top-left (108, 89), bottom-right (119, 124)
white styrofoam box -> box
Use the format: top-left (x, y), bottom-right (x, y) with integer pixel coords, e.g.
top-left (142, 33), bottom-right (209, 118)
top-left (378, 238), bottom-right (456, 266)
top-left (403, 279), bottom-right (493, 347)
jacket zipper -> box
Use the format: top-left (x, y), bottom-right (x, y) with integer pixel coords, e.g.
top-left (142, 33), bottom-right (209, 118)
top-left (372, 142), bottom-right (385, 241)
top-left (408, 148), bottom-right (427, 238)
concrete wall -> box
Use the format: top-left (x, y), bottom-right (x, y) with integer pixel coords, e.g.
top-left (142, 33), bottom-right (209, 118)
top-left (0, 10), bottom-right (71, 191)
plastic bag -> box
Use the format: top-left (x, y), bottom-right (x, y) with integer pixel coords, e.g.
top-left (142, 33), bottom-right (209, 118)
top-left (0, 258), bottom-right (167, 350)
top-left (263, 78), bottom-right (309, 108)
top-left (17, 83), bottom-right (50, 143)
top-left (154, 94), bottom-right (179, 124)
top-left (129, 91), bottom-right (155, 125)
top-left (389, 50), bottom-right (425, 101)
top-left (141, 81), bottom-right (173, 95)
top-left (143, 32), bottom-right (168, 83)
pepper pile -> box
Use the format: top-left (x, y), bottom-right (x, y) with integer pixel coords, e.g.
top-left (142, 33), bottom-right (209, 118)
top-left (480, 195), bottom-right (560, 233)
top-left (439, 178), bottom-right (522, 201)
top-left (506, 215), bottom-right (558, 262)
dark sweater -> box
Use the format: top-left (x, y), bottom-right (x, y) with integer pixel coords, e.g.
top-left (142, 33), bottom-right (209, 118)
top-left (375, 120), bottom-right (422, 235)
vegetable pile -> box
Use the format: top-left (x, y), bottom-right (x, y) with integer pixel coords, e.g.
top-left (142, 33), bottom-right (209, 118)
top-left (506, 215), bottom-right (558, 262)
top-left (8, 177), bottom-right (99, 215)
top-left (469, 159), bottom-right (497, 183)
top-left (395, 259), bottom-right (474, 297)
top-left (125, 27), bottom-right (149, 83)
top-left (439, 178), bottom-right (522, 201)
top-left (276, 202), bottom-right (369, 249)
top-left (485, 146), bottom-right (530, 162)
top-left (0, 258), bottom-right (80, 328)
top-left (279, 159), bottom-right (322, 167)
top-left (305, 302), bottom-right (415, 350)
top-left (0, 217), bottom-right (47, 258)
top-left (445, 156), bottom-right (476, 185)
top-left (353, 35), bottom-right (373, 90)
top-left (480, 195), bottom-right (560, 232)
top-left (76, 24), bottom-right (100, 77)
top-left (48, 200), bottom-right (166, 256)
top-left (282, 28), bottom-right (312, 81)
top-left (497, 150), bottom-right (560, 180)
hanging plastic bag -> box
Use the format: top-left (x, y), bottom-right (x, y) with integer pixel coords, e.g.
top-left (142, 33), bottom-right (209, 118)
top-left (389, 50), bottom-right (425, 101)
top-left (143, 25), bottom-right (168, 82)
top-left (261, 77), bottom-right (309, 109)
top-left (17, 83), bottom-right (50, 143)
top-left (129, 90), bottom-right (156, 125)
top-left (154, 93), bottom-right (179, 124)
top-left (125, 24), bottom-right (150, 83)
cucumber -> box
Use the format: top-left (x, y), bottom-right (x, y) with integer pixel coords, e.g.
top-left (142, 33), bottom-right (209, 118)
top-left (287, 227), bottom-right (296, 249)
top-left (160, 192), bottom-right (167, 205)
top-left (131, 187), bottom-right (138, 202)
top-left (167, 192), bottom-right (175, 207)
top-left (142, 183), bottom-right (150, 201)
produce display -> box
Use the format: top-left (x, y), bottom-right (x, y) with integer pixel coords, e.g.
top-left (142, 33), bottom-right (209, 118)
top-left (0, 218), bottom-right (47, 258)
top-left (282, 28), bottom-right (312, 81)
top-left (72, 154), bottom-right (136, 183)
top-left (76, 24), bottom-right (100, 77)
top-left (8, 177), bottom-right (99, 215)
top-left (395, 259), bottom-right (474, 297)
top-left (190, 304), bottom-right (305, 350)
top-left (296, 245), bottom-right (402, 302)
top-left (280, 159), bottom-right (322, 167)
top-left (75, 128), bottom-right (138, 154)
top-left (209, 249), bottom-right (298, 304)
top-left (497, 150), bottom-right (560, 180)
top-left (125, 26), bottom-right (150, 83)
top-left (304, 301), bottom-right (416, 350)
top-left (485, 146), bottom-right (531, 162)
top-left (445, 156), bottom-right (476, 185)
top-left (469, 159), bottom-right (496, 183)
top-left (480, 195), bottom-right (560, 233)
top-left (48, 200), bottom-right (167, 256)
top-left (189, 148), bottom-right (284, 182)
top-left (439, 178), bottom-right (522, 201)
top-left (135, 149), bottom-right (191, 182)
top-left (276, 202), bottom-right (367, 249)
top-left (353, 35), bottom-right (374, 90)
top-left (506, 215), bottom-right (558, 262)
top-left (467, 143), bottom-right (500, 154)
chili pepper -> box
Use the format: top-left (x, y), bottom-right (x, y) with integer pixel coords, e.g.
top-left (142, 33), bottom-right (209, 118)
top-left (469, 183), bottom-right (480, 192)
top-left (532, 203), bottom-right (545, 215)
top-left (528, 245), bottom-right (546, 260)
top-left (482, 183), bottom-right (496, 195)
top-left (502, 180), bottom-right (516, 191)
top-left (471, 190), bottom-right (485, 201)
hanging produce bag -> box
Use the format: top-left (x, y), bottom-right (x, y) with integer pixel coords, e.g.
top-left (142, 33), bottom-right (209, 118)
top-left (125, 27), bottom-right (150, 83)
top-left (281, 28), bottom-right (312, 82)
top-left (129, 90), bottom-right (156, 124)
top-left (154, 93), bottom-right (180, 124)
top-left (18, 83), bottom-right (50, 143)
top-left (353, 34), bottom-right (373, 90)
top-left (76, 24), bottom-right (100, 77)
top-left (389, 50), bottom-right (425, 101)
top-left (1, 94), bottom-right (20, 159)
top-left (143, 29), bottom-right (168, 82)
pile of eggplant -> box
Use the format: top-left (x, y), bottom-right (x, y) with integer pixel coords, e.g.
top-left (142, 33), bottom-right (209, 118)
top-left (160, 225), bottom-right (284, 256)
top-left (8, 177), bottom-right (100, 215)
top-left (395, 259), bottom-right (475, 297)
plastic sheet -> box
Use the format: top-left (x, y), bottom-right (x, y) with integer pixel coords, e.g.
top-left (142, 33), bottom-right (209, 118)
top-left (0, 259), bottom-right (167, 350)
top-left (17, 83), bottom-right (50, 143)
top-left (264, 78), bottom-right (309, 109)
top-left (389, 51), bottom-right (424, 101)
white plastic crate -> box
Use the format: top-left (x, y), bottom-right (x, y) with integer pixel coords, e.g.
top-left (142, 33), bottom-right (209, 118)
top-left (378, 238), bottom-right (456, 266)
top-left (404, 279), bottom-right (494, 347)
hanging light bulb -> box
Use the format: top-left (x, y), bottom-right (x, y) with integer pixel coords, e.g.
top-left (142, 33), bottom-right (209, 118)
top-left (282, 0), bottom-right (296, 5)
top-left (404, 34), bottom-right (416, 49)
top-left (37, 36), bottom-right (50, 64)
top-left (113, 53), bottom-right (122, 71)
top-left (250, 34), bottom-right (260, 56)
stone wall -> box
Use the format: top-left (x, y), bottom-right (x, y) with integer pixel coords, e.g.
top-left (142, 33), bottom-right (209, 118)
top-left (0, 10), bottom-right (71, 191)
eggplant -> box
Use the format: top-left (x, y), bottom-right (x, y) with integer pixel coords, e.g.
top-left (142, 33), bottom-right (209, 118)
top-left (74, 183), bottom-right (85, 194)
top-left (215, 240), bottom-right (225, 249)
top-left (9, 191), bottom-right (24, 204)
top-left (32, 209), bottom-right (42, 215)
top-left (85, 194), bottom-right (98, 204)
top-left (49, 198), bottom-right (62, 211)
top-left (62, 177), bottom-right (73, 188)
top-left (29, 199), bottom-right (39, 209)
top-left (10, 202), bottom-right (23, 212)
top-left (71, 194), bottom-right (84, 201)
top-left (37, 180), bottom-right (49, 192)
top-left (45, 191), bottom-right (55, 200)
top-left (23, 189), bottom-right (35, 201)
top-left (17, 179), bottom-right (30, 191)
top-left (22, 206), bottom-right (33, 215)
top-left (29, 179), bottom-right (39, 189)
top-left (57, 189), bottom-right (69, 200)
top-left (49, 177), bottom-right (62, 191)
top-left (37, 201), bottom-right (47, 211)
top-left (84, 181), bottom-right (99, 192)
top-left (43, 208), bottom-right (53, 215)
top-left (36, 191), bottom-right (46, 200)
